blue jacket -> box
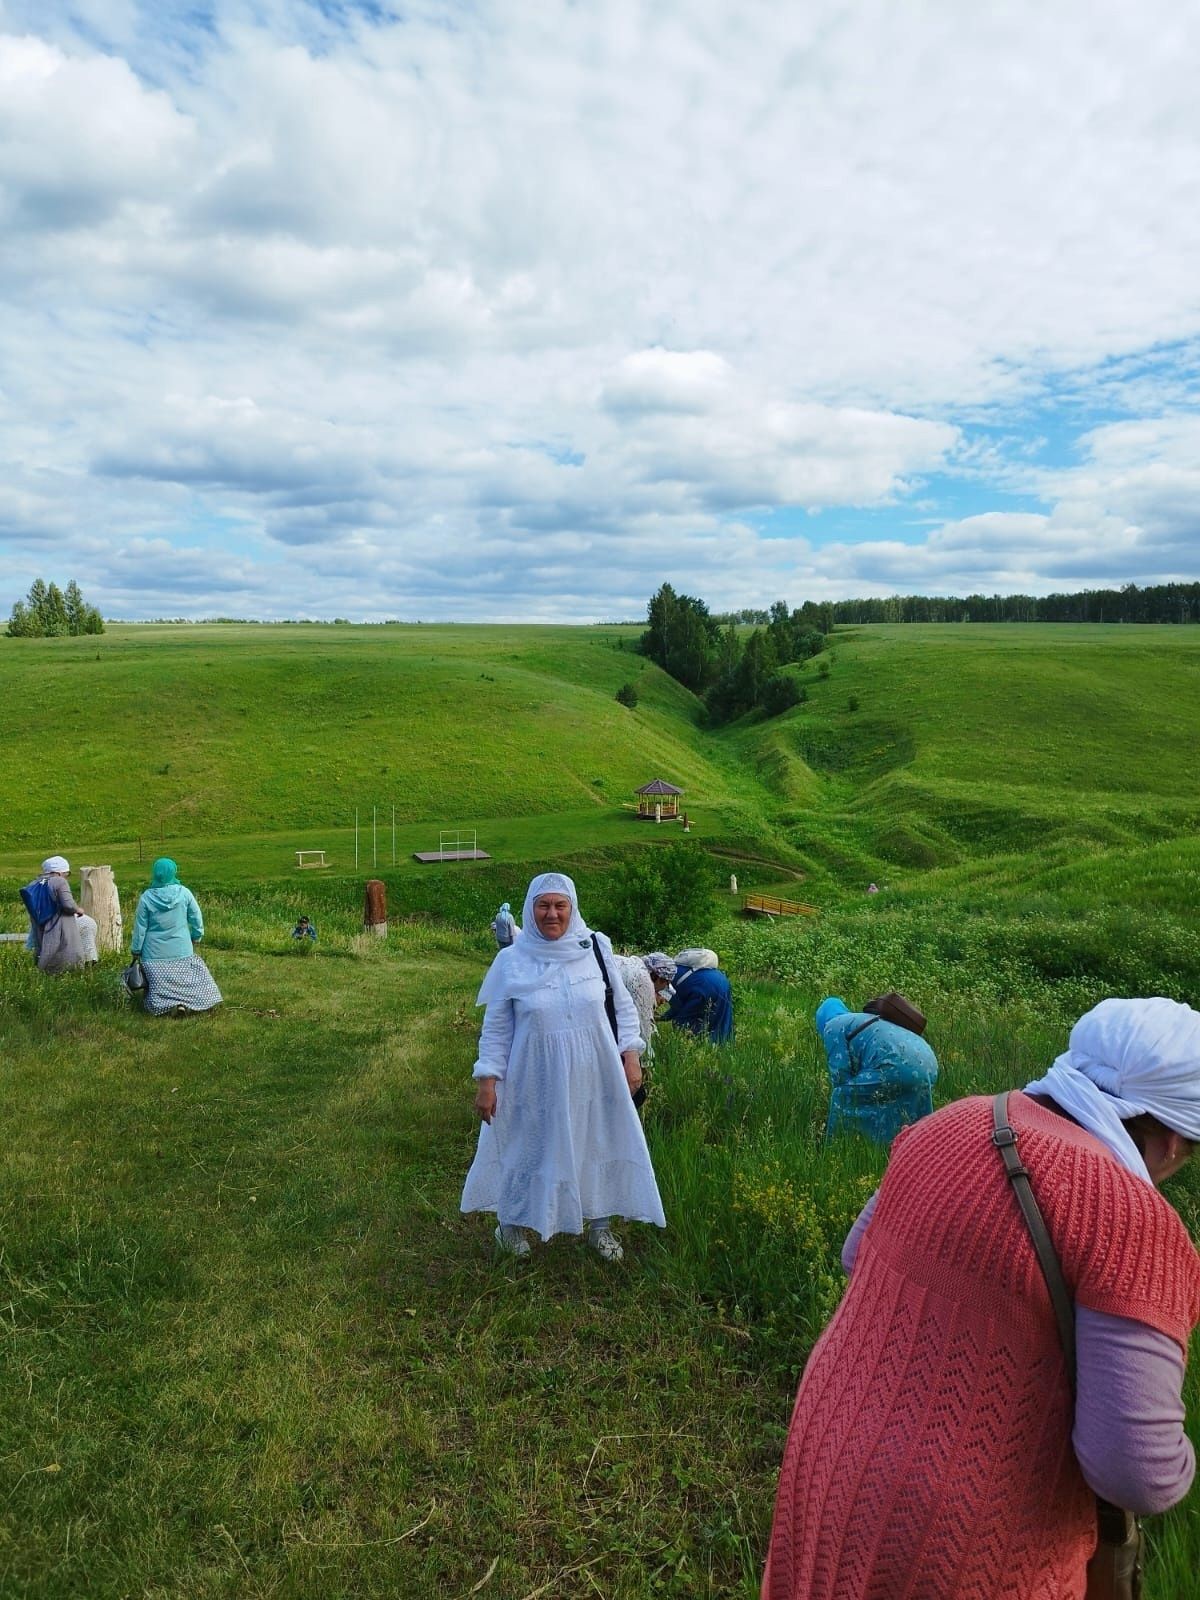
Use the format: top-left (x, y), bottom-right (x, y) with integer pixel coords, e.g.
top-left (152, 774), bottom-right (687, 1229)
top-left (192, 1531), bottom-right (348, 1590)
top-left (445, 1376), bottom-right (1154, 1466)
top-left (665, 967), bottom-right (734, 1043)
top-left (131, 883), bottom-right (204, 961)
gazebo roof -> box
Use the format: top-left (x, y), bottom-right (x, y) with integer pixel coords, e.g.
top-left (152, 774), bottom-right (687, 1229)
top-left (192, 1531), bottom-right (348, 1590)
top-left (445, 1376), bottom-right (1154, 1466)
top-left (636, 779), bottom-right (684, 796)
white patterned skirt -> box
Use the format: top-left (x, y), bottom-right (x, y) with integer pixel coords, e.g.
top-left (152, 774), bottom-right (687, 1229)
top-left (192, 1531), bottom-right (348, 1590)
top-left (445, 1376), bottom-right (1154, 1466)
top-left (142, 956), bottom-right (223, 1015)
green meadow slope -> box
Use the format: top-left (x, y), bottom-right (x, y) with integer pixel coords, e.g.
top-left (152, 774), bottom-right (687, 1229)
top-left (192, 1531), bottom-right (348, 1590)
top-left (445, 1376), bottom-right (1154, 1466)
top-left (3, 621), bottom-right (1199, 910)
top-left (731, 622), bottom-right (1200, 889)
top-left (0, 623), bottom-right (756, 850)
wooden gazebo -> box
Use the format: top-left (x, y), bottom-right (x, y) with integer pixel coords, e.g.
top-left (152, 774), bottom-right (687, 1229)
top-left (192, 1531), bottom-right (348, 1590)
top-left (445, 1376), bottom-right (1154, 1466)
top-left (636, 778), bottom-right (683, 819)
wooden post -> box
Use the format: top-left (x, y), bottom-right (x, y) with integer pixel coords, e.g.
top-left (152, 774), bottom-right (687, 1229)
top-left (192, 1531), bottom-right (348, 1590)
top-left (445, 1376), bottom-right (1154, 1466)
top-left (363, 878), bottom-right (388, 939)
top-left (80, 865), bottom-right (123, 953)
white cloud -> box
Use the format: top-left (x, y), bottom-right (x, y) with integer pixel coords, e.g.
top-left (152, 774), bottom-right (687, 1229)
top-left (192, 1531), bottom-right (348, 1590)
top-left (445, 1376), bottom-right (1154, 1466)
top-left (0, 1), bottom-right (1198, 618)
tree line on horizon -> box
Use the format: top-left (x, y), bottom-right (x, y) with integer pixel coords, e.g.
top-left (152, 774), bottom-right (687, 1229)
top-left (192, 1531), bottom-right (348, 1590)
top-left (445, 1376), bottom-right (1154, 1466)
top-left (6, 579), bottom-right (105, 638)
top-left (720, 580), bottom-right (1200, 628)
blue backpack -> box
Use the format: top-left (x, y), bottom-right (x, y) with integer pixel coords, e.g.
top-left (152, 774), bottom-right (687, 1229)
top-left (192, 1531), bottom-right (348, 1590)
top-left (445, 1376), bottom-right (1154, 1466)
top-left (20, 878), bottom-right (59, 928)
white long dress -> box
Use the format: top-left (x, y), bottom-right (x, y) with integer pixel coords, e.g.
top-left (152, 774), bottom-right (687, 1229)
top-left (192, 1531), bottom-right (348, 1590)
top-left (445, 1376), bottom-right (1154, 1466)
top-left (461, 933), bottom-right (667, 1240)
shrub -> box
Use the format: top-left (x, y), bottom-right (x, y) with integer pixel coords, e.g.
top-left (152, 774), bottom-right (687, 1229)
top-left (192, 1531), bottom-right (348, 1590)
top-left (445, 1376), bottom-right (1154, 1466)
top-left (597, 843), bottom-right (719, 949)
top-left (615, 682), bottom-right (639, 708)
top-left (760, 673), bottom-right (803, 717)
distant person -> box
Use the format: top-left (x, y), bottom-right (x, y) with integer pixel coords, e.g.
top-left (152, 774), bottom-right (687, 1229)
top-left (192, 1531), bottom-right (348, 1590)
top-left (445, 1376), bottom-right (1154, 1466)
top-left (491, 901), bottom-right (517, 948)
top-left (462, 872), bottom-right (665, 1262)
top-left (762, 997), bottom-right (1200, 1600)
top-left (665, 948), bottom-right (734, 1043)
top-left (21, 856), bottom-right (98, 974)
top-left (291, 915), bottom-right (317, 942)
top-left (815, 993), bottom-right (938, 1143)
top-left (129, 858), bottom-right (222, 1016)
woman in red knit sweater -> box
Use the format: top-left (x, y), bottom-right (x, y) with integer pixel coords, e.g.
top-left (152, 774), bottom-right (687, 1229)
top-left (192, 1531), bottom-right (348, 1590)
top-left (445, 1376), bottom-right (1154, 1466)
top-left (762, 997), bottom-right (1200, 1600)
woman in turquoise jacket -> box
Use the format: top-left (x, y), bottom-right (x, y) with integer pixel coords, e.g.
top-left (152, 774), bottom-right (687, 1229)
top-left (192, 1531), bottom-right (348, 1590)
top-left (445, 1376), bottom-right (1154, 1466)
top-left (815, 996), bottom-right (937, 1143)
top-left (130, 858), bottom-right (222, 1015)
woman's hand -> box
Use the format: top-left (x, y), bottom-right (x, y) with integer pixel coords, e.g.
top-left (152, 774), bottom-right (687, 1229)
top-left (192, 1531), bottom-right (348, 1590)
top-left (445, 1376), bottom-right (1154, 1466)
top-left (474, 1078), bottom-right (498, 1123)
top-left (622, 1051), bottom-right (643, 1096)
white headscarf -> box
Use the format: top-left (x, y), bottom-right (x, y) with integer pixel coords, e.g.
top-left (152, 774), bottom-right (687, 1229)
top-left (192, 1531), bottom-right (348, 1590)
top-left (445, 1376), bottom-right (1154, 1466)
top-left (41, 855), bottom-right (70, 874)
top-left (476, 872), bottom-right (598, 1004)
top-left (673, 947), bottom-right (719, 987)
top-left (1024, 998), bottom-right (1200, 1184)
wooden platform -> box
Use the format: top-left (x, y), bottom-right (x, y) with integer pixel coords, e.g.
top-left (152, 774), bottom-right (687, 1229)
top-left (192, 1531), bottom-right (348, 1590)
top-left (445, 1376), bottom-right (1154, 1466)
top-left (412, 849), bottom-right (492, 863)
top-left (742, 892), bottom-right (817, 919)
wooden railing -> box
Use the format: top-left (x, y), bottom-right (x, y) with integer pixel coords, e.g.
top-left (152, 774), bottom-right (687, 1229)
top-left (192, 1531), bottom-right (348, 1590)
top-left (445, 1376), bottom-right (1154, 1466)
top-left (741, 892), bottom-right (818, 919)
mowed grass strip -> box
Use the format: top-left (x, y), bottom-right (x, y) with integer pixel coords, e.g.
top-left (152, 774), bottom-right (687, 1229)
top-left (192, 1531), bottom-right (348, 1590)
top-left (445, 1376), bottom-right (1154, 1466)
top-left (0, 926), bottom-right (773, 1600)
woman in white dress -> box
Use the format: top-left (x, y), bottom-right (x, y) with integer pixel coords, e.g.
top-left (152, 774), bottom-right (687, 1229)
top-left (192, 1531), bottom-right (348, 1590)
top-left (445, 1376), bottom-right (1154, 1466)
top-left (461, 872), bottom-right (666, 1262)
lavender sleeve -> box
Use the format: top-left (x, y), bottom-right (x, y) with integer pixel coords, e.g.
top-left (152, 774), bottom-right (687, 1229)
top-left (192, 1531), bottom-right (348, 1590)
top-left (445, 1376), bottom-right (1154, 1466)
top-left (1073, 1307), bottom-right (1195, 1515)
top-left (841, 1190), bottom-right (879, 1273)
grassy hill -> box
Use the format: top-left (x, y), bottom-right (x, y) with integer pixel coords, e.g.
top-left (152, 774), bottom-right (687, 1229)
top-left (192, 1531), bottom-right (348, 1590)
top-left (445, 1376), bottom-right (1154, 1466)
top-left (0, 622), bottom-right (757, 849)
top-left (4, 620), bottom-right (1199, 879)
top-left (5, 620), bottom-right (1200, 1596)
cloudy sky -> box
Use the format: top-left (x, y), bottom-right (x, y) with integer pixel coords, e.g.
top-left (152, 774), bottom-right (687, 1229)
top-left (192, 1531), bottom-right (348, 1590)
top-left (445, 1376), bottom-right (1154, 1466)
top-left (1, 0), bottom-right (1198, 621)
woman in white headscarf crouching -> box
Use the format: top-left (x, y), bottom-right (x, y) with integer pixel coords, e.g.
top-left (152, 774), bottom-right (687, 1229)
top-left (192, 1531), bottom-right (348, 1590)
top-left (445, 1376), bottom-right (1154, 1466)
top-left (24, 856), bottom-right (99, 975)
top-left (461, 872), bottom-right (666, 1262)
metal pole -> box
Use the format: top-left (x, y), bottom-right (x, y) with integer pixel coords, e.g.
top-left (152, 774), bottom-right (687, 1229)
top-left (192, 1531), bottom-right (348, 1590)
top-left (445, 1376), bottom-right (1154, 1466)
top-left (355, 809), bottom-right (359, 871)
top-left (373, 806), bottom-right (377, 868)
top-left (392, 805), bottom-right (396, 866)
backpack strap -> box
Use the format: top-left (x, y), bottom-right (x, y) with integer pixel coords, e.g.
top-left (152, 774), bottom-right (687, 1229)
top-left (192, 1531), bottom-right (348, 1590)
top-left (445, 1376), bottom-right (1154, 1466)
top-left (845, 1015), bottom-right (881, 1044)
top-left (591, 939), bottom-right (619, 1044)
top-left (991, 1093), bottom-right (1142, 1562)
top-left (990, 1092), bottom-right (1077, 1389)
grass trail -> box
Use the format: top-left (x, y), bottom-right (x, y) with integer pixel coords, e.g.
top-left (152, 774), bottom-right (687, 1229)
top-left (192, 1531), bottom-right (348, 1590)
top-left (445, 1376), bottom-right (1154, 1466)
top-left (1, 930), bottom-right (774, 1599)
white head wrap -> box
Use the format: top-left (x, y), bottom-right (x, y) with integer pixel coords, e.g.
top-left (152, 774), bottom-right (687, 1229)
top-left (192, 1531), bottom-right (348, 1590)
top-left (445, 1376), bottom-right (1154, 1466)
top-left (476, 872), bottom-right (597, 1004)
top-left (672, 948), bottom-right (719, 986)
top-left (1024, 998), bottom-right (1200, 1184)
top-left (41, 855), bottom-right (70, 874)
top-left (674, 947), bottom-right (719, 971)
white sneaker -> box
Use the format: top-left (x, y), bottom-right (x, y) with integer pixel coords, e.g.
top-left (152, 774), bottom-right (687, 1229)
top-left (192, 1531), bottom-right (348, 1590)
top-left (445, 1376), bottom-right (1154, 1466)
top-left (588, 1226), bottom-right (624, 1263)
top-left (494, 1224), bottom-right (530, 1258)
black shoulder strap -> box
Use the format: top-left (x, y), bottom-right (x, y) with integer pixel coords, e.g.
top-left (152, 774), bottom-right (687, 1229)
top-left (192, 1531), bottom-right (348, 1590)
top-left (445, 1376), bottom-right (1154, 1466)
top-left (845, 1015), bottom-right (881, 1044)
top-left (591, 939), bottom-right (619, 1043)
top-left (991, 1092), bottom-right (1077, 1391)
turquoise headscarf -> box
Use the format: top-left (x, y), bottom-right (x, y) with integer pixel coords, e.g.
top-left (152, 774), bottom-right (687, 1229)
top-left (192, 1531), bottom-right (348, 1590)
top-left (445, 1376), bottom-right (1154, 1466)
top-left (151, 857), bottom-right (179, 887)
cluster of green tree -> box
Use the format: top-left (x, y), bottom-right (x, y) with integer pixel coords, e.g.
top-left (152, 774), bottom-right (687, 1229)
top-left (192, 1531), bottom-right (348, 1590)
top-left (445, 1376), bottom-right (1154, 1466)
top-left (6, 579), bottom-right (105, 637)
top-left (598, 842), bottom-right (718, 949)
top-left (818, 581), bottom-right (1200, 625)
top-left (641, 585), bottom-right (824, 723)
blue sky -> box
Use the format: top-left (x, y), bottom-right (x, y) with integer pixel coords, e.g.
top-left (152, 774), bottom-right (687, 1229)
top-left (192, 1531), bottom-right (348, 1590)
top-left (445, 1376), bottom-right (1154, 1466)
top-left (1, 0), bottom-right (1198, 620)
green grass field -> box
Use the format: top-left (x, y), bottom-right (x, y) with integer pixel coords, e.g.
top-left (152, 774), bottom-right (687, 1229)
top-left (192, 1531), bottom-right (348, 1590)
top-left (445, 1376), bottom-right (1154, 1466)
top-left (3, 621), bottom-right (1200, 1597)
